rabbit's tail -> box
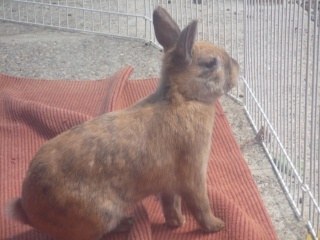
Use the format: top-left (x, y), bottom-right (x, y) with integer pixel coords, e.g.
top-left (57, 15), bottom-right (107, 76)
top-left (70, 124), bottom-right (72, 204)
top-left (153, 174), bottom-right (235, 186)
top-left (4, 198), bottom-right (30, 225)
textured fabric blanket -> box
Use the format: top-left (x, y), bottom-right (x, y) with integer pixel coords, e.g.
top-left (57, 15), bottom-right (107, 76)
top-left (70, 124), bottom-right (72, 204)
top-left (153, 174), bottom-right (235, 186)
top-left (0, 66), bottom-right (278, 240)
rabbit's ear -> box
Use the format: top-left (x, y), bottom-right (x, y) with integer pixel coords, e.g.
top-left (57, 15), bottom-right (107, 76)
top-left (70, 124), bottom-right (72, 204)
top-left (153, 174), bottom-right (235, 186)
top-left (175, 20), bottom-right (198, 64)
top-left (153, 6), bottom-right (181, 52)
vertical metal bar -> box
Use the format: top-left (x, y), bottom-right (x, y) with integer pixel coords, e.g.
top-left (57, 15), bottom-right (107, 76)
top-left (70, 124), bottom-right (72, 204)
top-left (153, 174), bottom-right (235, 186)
top-left (283, 0), bottom-right (289, 185)
top-left (260, 0), bottom-right (265, 129)
top-left (243, 0), bottom-right (247, 78)
top-left (248, 0), bottom-right (253, 115)
top-left (126, 0), bottom-right (128, 37)
top-left (201, 0), bottom-right (204, 40)
top-left (236, 0), bottom-right (239, 62)
top-left (207, 0), bottom-right (209, 42)
top-left (288, 0), bottom-right (294, 190)
top-left (253, 0), bottom-right (258, 126)
top-left (108, 0), bottom-right (111, 34)
top-left (185, 0), bottom-right (188, 28)
top-left (299, 0), bottom-right (307, 217)
top-left (255, 0), bottom-right (259, 128)
top-left (190, 0), bottom-right (193, 20)
top-left (135, 0), bottom-right (137, 37)
top-left (180, 0), bottom-right (182, 29)
top-left (223, 0), bottom-right (226, 48)
top-left (34, 0), bottom-right (36, 23)
top-left (174, 0), bottom-right (177, 27)
top-left (256, 0), bottom-right (261, 127)
top-left (26, 0), bottom-right (29, 22)
top-left (244, 0), bottom-right (248, 108)
top-left (82, 0), bottom-right (85, 30)
top-left (287, 0), bottom-right (292, 186)
top-left (10, 0), bottom-right (13, 20)
top-left (196, 0), bottom-right (198, 20)
top-left (217, 0), bottom-right (220, 45)
top-left (175, 0), bottom-right (179, 26)
top-left (170, 0), bottom-right (173, 21)
top-left (50, 0), bottom-right (52, 26)
top-left (279, 0), bottom-right (285, 163)
top-left (316, 0), bottom-right (320, 232)
top-left (42, 0), bottom-right (44, 24)
top-left (149, 0), bottom-right (152, 41)
top-left (90, 0), bottom-right (94, 31)
top-left (151, 0), bottom-right (155, 43)
top-left (268, 26), bottom-right (274, 163)
top-left (273, 0), bottom-right (278, 167)
top-left (66, 0), bottom-right (69, 28)
top-left (250, 0), bottom-right (255, 121)
top-left (264, 0), bottom-right (268, 135)
top-left (269, 0), bottom-right (274, 146)
top-left (246, 0), bottom-right (251, 116)
top-left (291, 0), bottom-right (298, 206)
top-left (195, 0), bottom-right (198, 40)
top-left (261, 0), bottom-right (265, 128)
top-left (18, 1), bottom-right (21, 21)
top-left (230, 0), bottom-right (233, 57)
top-left (310, 0), bottom-right (319, 229)
top-left (151, 0), bottom-right (156, 42)
top-left (293, 0), bottom-right (301, 206)
top-left (58, 0), bottom-right (61, 28)
top-left (117, 0), bottom-right (119, 35)
top-left (305, 0), bottom-right (312, 223)
top-left (266, 0), bottom-right (270, 133)
top-left (293, 0), bottom-right (301, 209)
top-left (212, 0), bottom-right (214, 43)
top-left (249, 0), bottom-right (253, 109)
top-left (144, 0), bottom-right (147, 39)
top-left (99, 0), bottom-right (102, 32)
top-left (74, 0), bottom-right (77, 29)
top-left (275, 0), bottom-right (281, 161)
top-left (248, 0), bottom-right (253, 122)
top-left (2, 0), bottom-right (5, 19)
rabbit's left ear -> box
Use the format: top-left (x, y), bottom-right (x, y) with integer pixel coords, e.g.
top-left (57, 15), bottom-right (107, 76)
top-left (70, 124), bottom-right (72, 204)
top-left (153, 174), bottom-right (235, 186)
top-left (153, 6), bottom-right (181, 52)
top-left (175, 20), bottom-right (198, 64)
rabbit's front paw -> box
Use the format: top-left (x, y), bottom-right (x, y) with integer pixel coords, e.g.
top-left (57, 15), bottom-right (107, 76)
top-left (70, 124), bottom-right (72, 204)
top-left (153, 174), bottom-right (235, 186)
top-left (202, 216), bottom-right (225, 233)
top-left (166, 214), bottom-right (186, 228)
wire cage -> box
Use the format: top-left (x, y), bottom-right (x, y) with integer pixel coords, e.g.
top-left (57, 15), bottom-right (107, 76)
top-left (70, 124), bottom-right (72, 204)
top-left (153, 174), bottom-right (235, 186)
top-left (244, 0), bottom-right (320, 238)
top-left (1, 0), bottom-right (320, 238)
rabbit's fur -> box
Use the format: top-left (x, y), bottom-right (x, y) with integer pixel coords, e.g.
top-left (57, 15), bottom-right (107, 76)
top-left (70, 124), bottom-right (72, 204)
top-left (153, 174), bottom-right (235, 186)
top-left (5, 6), bottom-right (239, 240)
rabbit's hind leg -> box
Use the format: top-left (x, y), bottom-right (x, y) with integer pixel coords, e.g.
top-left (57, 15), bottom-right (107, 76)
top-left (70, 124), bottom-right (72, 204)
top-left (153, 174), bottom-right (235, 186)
top-left (161, 193), bottom-right (185, 228)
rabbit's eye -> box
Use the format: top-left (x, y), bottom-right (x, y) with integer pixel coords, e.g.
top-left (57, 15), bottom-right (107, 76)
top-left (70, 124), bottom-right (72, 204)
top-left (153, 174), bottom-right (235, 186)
top-left (204, 58), bottom-right (217, 68)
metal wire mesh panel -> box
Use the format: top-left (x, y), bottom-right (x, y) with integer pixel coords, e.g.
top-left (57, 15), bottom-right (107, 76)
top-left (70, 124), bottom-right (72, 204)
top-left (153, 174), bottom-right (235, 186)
top-left (0, 0), bottom-right (156, 40)
top-left (243, 0), bottom-right (320, 238)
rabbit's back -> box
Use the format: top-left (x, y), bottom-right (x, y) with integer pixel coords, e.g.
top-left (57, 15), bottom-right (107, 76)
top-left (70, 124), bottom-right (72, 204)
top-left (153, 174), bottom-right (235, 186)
top-left (22, 97), bottom-right (215, 210)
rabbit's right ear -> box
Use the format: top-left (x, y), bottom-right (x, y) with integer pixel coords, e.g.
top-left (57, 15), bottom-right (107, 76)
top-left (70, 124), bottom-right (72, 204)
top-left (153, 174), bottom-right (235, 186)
top-left (153, 6), bottom-right (181, 52)
top-left (175, 20), bottom-right (197, 64)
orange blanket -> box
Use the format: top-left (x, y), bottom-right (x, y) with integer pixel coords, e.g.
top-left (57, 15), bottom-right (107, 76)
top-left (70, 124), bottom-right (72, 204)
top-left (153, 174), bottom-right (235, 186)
top-left (0, 66), bottom-right (278, 240)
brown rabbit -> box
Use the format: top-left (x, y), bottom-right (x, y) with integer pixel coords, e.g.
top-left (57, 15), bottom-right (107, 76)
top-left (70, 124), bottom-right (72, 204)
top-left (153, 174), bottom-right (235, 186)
top-left (5, 6), bottom-right (239, 240)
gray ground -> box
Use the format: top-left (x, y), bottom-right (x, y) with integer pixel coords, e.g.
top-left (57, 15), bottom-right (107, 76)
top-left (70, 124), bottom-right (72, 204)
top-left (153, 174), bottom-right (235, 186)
top-left (0, 21), bottom-right (307, 239)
